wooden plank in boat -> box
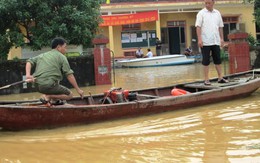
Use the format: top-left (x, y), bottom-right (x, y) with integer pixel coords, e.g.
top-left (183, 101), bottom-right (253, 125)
top-left (184, 81), bottom-right (240, 89)
top-left (137, 94), bottom-right (160, 99)
top-left (11, 101), bottom-right (43, 106)
top-left (13, 100), bottom-right (69, 106)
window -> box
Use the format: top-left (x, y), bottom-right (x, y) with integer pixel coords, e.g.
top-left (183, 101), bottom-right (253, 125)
top-left (223, 17), bottom-right (239, 23)
top-left (167, 21), bottom-right (186, 27)
top-left (122, 23), bottom-right (141, 31)
top-left (223, 16), bottom-right (239, 41)
top-left (223, 23), bottom-right (237, 41)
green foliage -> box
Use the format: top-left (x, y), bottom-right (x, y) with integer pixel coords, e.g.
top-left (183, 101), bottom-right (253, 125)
top-left (12, 56), bottom-right (20, 61)
top-left (254, 0), bottom-right (260, 27)
top-left (247, 33), bottom-right (258, 46)
top-left (65, 52), bottom-right (80, 57)
top-left (220, 49), bottom-right (228, 60)
top-left (0, 0), bottom-right (103, 60)
top-left (0, 34), bottom-right (11, 61)
top-left (245, 0), bottom-right (260, 28)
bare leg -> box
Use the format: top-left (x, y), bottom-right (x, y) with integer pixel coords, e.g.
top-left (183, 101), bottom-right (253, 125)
top-left (204, 65), bottom-right (209, 81)
top-left (44, 92), bottom-right (73, 101)
top-left (215, 64), bottom-right (222, 80)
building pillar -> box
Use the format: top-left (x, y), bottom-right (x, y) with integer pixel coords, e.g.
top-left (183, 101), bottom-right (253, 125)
top-left (156, 11), bottom-right (161, 40)
top-left (108, 26), bottom-right (115, 53)
top-left (92, 35), bottom-right (111, 85)
top-left (228, 32), bottom-right (250, 74)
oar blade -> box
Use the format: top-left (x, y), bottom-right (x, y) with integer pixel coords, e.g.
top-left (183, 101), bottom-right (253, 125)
top-left (0, 85), bottom-right (11, 90)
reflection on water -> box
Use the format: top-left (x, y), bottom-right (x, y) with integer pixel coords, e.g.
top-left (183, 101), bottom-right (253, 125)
top-left (0, 63), bottom-right (259, 162)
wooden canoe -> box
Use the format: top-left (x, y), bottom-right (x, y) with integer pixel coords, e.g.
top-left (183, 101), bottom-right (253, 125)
top-left (0, 70), bottom-right (260, 131)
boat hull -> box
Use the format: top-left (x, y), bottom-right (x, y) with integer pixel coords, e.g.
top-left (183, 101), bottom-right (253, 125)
top-left (0, 70), bottom-right (259, 131)
top-left (115, 55), bottom-right (195, 68)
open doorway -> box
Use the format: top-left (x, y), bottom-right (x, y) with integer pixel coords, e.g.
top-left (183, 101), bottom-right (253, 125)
top-left (168, 27), bottom-right (185, 54)
top-left (191, 26), bottom-right (199, 54)
top-left (161, 21), bottom-right (186, 55)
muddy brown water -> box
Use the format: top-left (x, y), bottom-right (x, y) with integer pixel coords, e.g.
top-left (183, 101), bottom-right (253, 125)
top-left (0, 63), bottom-right (259, 162)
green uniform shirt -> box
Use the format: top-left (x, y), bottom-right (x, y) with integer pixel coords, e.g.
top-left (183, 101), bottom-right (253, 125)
top-left (27, 49), bottom-right (73, 86)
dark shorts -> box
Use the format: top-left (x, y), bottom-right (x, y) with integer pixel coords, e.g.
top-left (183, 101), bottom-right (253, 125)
top-left (156, 49), bottom-right (161, 56)
top-left (36, 82), bottom-right (71, 95)
top-left (201, 45), bottom-right (221, 66)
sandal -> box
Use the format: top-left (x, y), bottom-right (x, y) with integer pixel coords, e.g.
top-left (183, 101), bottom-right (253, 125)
top-left (218, 78), bottom-right (229, 83)
top-left (40, 98), bottom-right (50, 104)
top-left (204, 80), bottom-right (211, 85)
top-left (40, 95), bottom-right (51, 104)
top-left (51, 99), bottom-right (66, 105)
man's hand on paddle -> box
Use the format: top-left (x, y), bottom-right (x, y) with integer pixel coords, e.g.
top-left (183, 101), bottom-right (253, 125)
top-left (25, 75), bottom-right (35, 83)
top-left (77, 89), bottom-right (84, 99)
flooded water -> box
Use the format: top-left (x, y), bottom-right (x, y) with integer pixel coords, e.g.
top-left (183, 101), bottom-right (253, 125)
top-left (0, 63), bottom-right (259, 163)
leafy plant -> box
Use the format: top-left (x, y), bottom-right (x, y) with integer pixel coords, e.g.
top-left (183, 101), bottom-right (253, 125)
top-left (65, 52), bottom-right (80, 57)
top-left (244, 0), bottom-right (260, 28)
top-left (247, 33), bottom-right (258, 46)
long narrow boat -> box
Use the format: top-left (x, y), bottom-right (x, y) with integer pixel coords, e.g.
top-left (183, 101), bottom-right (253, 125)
top-left (0, 70), bottom-right (260, 131)
top-left (115, 54), bottom-right (195, 68)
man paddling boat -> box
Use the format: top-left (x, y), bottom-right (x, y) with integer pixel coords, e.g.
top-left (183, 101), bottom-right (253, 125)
top-left (25, 37), bottom-right (84, 105)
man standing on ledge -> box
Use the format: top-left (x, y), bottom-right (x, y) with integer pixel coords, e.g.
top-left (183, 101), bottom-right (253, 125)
top-left (26, 37), bottom-right (84, 104)
top-left (195, 0), bottom-right (228, 85)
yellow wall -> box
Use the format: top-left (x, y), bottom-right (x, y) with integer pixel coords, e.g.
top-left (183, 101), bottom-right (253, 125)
top-left (101, 21), bottom-right (157, 58)
top-left (8, 25), bottom-right (26, 59)
top-left (8, 47), bottom-right (21, 60)
top-left (113, 26), bottom-right (123, 57)
top-left (141, 21), bottom-right (156, 55)
top-left (220, 6), bottom-right (256, 36)
top-left (99, 26), bottom-right (109, 45)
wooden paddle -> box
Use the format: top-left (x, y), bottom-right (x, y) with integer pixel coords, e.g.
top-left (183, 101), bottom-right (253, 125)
top-left (88, 91), bottom-right (95, 105)
top-left (0, 79), bottom-right (33, 90)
